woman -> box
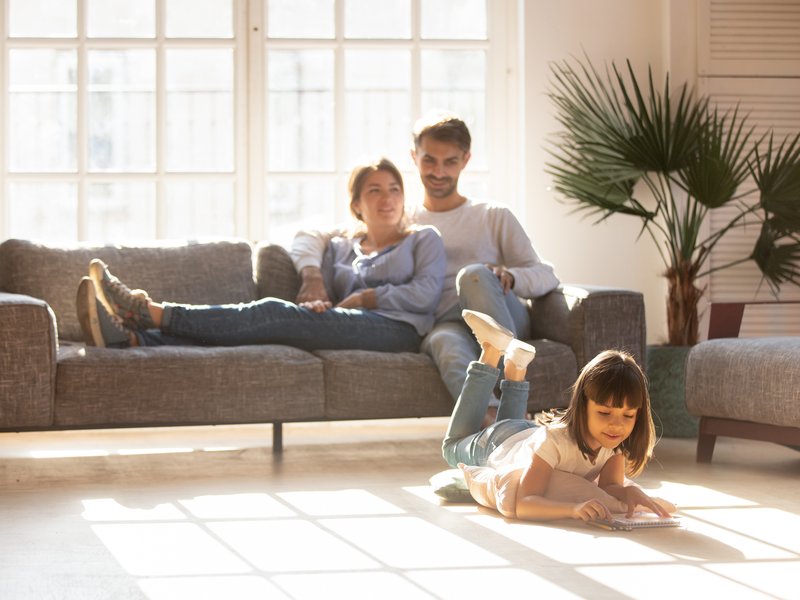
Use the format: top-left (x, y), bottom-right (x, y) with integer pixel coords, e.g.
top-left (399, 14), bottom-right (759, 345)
top-left (77, 157), bottom-right (446, 352)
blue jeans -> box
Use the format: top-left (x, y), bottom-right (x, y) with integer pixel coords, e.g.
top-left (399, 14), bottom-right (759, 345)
top-left (422, 263), bottom-right (531, 402)
top-left (442, 361), bottom-right (537, 467)
top-left (134, 298), bottom-right (421, 352)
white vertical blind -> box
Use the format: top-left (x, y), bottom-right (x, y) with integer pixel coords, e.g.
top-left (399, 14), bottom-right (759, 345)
top-left (698, 0), bottom-right (800, 337)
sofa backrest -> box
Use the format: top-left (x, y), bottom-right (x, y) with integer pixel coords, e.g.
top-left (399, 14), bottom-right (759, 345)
top-left (0, 238), bottom-right (258, 342)
top-left (254, 243), bottom-right (301, 303)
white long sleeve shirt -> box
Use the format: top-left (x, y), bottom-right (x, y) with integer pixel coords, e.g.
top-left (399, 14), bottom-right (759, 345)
top-left (292, 198), bottom-right (560, 319)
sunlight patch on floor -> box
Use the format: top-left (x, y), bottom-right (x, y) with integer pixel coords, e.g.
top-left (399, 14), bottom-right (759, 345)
top-left (82, 498), bottom-right (186, 521)
top-left (705, 561), bottom-right (800, 598)
top-left (138, 575), bottom-right (286, 600)
top-left (91, 522), bottom-right (251, 576)
top-left (466, 514), bottom-right (675, 564)
top-left (179, 493), bottom-right (296, 519)
top-left (321, 516), bottom-right (509, 569)
top-left (278, 489), bottom-right (406, 516)
top-left (208, 519), bottom-right (380, 571)
top-left (273, 571), bottom-right (436, 600)
top-left (407, 567), bottom-right (586, 600)
top-left (577, 564), bottom-right (775, 599)
top-left (652, 481), bottom-right (758, 508)
top-left (681, 507), bottom-right (800, 555)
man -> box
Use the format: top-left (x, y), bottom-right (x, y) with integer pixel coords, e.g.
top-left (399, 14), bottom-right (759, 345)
top-left (291, 112), bottom-right (559, 415)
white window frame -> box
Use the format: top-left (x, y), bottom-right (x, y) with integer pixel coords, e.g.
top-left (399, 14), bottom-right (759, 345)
top-left (1, 0), bottom-right (522, 243)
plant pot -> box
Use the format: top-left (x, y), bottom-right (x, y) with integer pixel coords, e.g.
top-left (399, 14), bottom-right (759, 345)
top-left (646, 345), bottom-right (698, 438)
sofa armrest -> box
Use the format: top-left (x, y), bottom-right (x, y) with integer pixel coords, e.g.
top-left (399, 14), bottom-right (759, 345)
top-left (528, 284), bottom-right (646, 370)
top-left (0, 292), bottom-right (57, 428)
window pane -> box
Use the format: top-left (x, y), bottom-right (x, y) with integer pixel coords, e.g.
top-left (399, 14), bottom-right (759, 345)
top-left (421, 0), bottom-right (487, 40)
top-left (9, 50), bottom-right (77, 172)
top-left (345, 50), bottom-right (411, 167)
top-left (9, 0), bottom-right (76, 38)
top-left (166, 50), bottom-right (234, 172)
top-left (164, 182), bottom-right (235, 238)
top-left (265, 179), bottom-right (337, 248)
top-left (166, 0), bottom-right (233, 38)
top-left (422, 50), bottom-right (486, 169)
top-left (87, 0), bottom-right (155, 38)
top-left (267, 0), bottom-right (334, 39)
top-left (268, 51), bottom-right (334, 171)
top-left (89, 50), bottom-right (156, 172)
top-left (345, 0), bottom-right (410, 39)
top-left (88, 183), bottom-right (157, 241)
top-left (9, 184), bottom-right (78, 242)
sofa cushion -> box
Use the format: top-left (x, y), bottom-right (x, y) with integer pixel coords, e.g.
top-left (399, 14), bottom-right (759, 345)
top-left (0, 238), bottom-right (258, 342)
top-left (318, 350), bottom-right (454, 419)
top-left (521, 339), bottom-right (577, 411)
top-left (255, 243), bottom-right (301, 301)
top-left (55, 344), bottom-right (325, 426)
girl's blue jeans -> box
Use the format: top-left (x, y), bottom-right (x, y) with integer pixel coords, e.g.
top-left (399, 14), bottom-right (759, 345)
top-left (442, 361), bottom-right (537, 467)
top-left (134, 297), bottom-right (421, 352)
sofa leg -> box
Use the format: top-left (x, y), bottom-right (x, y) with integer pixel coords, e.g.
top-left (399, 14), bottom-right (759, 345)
top-left (272, 422), bottom-right (283, 454)
top-left (696, 428), bottom-right (716, 463)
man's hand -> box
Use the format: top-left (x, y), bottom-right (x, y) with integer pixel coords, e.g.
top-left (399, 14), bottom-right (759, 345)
top-left (297, 266), bottom-right (331, 305)
top-left (299, 299), bottom-right (332, 313)
top-left (486, 264), bottom-right (515, 294)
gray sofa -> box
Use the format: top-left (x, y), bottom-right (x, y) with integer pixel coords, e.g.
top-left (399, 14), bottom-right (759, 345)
top-left (0, 238), bottom-right (646, 453)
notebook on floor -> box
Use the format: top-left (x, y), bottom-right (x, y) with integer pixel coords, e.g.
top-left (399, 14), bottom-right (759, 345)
top-left (589, 512), bottom-right (682, 531)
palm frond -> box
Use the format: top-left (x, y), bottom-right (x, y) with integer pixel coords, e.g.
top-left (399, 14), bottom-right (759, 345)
top-left (751, 131), bottom-right (800, 233)
top-left (750, 221), bottom-right (800, 293)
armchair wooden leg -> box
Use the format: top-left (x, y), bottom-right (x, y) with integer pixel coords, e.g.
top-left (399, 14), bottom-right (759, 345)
top-left (696, 429), bottom-right (716, 463)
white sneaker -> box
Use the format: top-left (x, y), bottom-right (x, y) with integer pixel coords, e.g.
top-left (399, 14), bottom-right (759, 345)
top-left (505, 339), bottom-right (536, 371)
top-left (462, 309), bottom-right (514, 352)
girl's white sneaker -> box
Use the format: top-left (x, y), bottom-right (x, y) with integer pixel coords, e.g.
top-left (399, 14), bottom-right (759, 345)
top-left (462, 309), bottom-right (514, 352)
top-left (505, 339), bottom-right (536, 371)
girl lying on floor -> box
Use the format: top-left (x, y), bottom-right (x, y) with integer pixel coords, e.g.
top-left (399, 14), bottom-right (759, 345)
top-left (443, 310), bottom-right (676, 522)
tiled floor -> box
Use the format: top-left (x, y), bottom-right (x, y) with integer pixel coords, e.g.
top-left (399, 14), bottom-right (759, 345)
top-left (0, 419), bottom-right (798, 599)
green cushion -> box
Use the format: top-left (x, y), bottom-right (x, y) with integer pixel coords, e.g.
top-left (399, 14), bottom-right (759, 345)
top-left (429, 468), bottom-right (475, 503)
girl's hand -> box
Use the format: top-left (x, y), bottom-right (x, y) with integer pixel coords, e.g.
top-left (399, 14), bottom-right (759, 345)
top-left (299, 299), bottom-right (332, 313)
top-left (572, 499), bottom-right (612, 522)
top-left (621, 486), bottom-right (672, 518)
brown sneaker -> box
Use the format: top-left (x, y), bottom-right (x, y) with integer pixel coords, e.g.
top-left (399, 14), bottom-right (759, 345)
top-left (76, 277), bottom-right (131, 348)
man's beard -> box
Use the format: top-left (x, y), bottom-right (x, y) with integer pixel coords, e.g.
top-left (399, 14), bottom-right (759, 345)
top-left (424, 176), bottom-right (457, 198)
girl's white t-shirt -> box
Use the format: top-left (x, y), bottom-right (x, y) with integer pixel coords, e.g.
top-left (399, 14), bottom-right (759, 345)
top-left (487, 424), bottom-right (616, 481)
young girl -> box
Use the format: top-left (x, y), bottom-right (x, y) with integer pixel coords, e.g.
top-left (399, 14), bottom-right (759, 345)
top-left (77, 157), bottom-right (446, 353)
top-left (443, 310), bottom-right (675, 522)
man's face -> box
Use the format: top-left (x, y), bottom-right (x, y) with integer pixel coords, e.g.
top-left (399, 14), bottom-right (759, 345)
top-left (411, 137), bottom-right (471, 200)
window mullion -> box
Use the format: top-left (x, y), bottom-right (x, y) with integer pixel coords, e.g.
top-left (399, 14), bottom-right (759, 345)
top-left (411, 0), bottom-right (421, 125)
top-left (334, 0), bottom-right (346, 223)
top-left (77, 0), bottom-right (88, 239)
top-left (156, 0), bottom-right (166, 238)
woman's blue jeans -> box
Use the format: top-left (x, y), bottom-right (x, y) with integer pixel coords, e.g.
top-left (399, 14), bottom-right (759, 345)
top-left (442, 361), bottom-right (537, 467)
top-left (134, 297), bottom-right (421, 352)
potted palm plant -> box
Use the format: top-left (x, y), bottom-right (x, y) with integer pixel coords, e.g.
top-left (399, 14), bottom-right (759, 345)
top-left (546, 56), bottom-right (800, 435)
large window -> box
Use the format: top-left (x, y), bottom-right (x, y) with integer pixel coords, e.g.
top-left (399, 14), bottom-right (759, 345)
top-left (1, 0), bottom-right (518, 247)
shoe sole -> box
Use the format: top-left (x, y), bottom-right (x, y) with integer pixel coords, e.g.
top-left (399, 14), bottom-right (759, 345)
top-left (77, 277), bottom-right (106, 348)
top-left (462, 309), bottom-right (514, 350)
top-left (88, 259), bottom-right (116, 321)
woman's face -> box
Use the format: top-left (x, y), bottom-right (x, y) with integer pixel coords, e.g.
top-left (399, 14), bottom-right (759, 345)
top-left (353, 169), bottom-right (404, 230)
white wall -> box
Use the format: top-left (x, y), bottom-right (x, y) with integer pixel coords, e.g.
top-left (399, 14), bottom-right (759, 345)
top-left (521, 0), bottom-right (684, 344)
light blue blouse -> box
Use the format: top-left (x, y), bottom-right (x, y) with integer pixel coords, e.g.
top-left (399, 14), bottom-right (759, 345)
top-left (321, 225), bottom-right (446, 335)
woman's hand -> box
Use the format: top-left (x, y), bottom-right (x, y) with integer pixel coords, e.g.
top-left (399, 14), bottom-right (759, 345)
top-left (572, 499), bottom-right (612, 522)
top-left (621, 485), bottom-right (672, 518)
top-left (299, 299), bottom-right (332, 313)
top-left (336, 289), bottom-right (376, 310)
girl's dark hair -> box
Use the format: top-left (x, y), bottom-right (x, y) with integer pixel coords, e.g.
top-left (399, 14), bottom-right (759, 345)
top-left (555, 349), bottom-right (655, 477)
